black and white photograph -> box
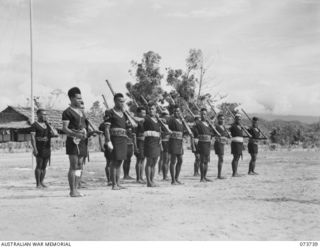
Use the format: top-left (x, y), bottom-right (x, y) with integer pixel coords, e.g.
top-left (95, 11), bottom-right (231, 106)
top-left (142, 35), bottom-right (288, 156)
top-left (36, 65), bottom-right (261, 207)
top-left (0, 0), bottom-right (319, 245)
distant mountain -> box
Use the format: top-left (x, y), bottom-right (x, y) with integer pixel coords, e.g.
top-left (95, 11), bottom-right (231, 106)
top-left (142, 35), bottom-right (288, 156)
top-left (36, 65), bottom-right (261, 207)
top-left (249, 113), bottom-right (320, 124)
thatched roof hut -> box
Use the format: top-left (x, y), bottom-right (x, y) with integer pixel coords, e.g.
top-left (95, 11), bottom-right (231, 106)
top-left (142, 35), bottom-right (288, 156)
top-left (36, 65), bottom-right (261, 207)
top-left (0, 106), bottom-right (103, 143)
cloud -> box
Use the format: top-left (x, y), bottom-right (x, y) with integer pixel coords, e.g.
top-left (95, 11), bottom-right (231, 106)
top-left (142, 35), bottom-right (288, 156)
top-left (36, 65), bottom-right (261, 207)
top-left (167, 0), bottom-right (250, 18)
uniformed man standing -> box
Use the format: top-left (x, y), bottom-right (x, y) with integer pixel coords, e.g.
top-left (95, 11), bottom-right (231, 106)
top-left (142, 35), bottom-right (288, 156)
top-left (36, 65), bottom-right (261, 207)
top-left (31, 108), bottom-right (58, 188)
top-left (247, 117), bottom-right (260, 175)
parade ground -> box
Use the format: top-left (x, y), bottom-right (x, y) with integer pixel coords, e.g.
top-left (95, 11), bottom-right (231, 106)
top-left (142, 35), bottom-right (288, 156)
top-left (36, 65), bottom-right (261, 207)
top-left (0, 148), bottom-right (319, 241)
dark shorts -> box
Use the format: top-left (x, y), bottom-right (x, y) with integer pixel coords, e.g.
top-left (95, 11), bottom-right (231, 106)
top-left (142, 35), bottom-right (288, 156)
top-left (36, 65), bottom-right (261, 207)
top-left (162, 140), bottom-right (169, 153)
top-left (66, 137), bottom-right (88, 157)
top-left (144, 137), bottom-right (160, 158)
top-left (110, 136), bottom-right (127, 161)
top-left (231, 142), bottom-right (243, 156)
top-left (169, 138), bottom-right (183, 155)
top-left (135, 139), bottom-right (145, 159)
top-left (198, 141), bottom-right (211, 156)
top-left (214, 141), bottom-right (225, 156)
top-left (248, 142), bottom-right (258, 154)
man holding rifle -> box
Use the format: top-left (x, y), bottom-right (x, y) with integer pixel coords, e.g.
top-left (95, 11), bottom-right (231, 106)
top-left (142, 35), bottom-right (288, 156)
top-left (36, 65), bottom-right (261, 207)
top-left (159, 110), bottom-right (171, 181)
top-left (214, 113), bottom-right (230, 179)
top-left (134, 107), bottom-right (147, 184)
top-left (99, 116), bottom-right (112, 186)
top-left (104, 93), bottom-right (128, 190)
top-left (144, 103), bottom-right (162, 187)
top-left (193, 108), bottom-right (215, 182)
top-left (168, 106), bottom-right (185, 185)
top-left (62, 87), bottom-right (89, 197)
top-left (247, 117), bottom-right (261, 175)
top-left (229, 113), bottom-right (246, 177)
top-left (31, 108), bottom-right (59, 188)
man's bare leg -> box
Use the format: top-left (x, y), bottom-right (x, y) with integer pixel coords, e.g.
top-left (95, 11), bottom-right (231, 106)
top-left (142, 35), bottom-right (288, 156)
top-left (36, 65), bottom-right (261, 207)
top-left (175, 155), bottom-right (183, 184)
top-left (151, 158), bottom-right (158, 186)
top-left (170, 155), bottom-right (177, 185)
top-left (232, 155), bottom-right (241, 177)
top-left (158, 152), bottom-right (163, 175)
top-left (199, 155), bottom-right (206, 182)
top-left (145, 158), bottom-right (152, 187)
top-left (249, 153), bottom-right (258, 175)
top-left (194, 154), bottom-right (200, 176)
top-left (139, 158), bottom-right (146, 183)
top-left (204, 160), bottom-right (212, 182)
top-left (68, 155), bottom-right (83, 197)
top-left (217, 155), bottom-right (225, 179)
top-left (35, 157), bottom-right (42, 188)
top-left (40, 157), bottom-right (49, 187)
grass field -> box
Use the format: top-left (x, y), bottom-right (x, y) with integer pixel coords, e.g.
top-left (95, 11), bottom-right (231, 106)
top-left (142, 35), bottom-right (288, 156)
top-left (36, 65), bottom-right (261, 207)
top-left (0, 147), bottom-right (319, 241)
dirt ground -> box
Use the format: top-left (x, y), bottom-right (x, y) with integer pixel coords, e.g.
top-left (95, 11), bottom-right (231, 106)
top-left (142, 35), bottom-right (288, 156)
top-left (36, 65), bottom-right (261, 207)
top-left (0, 147), bottom-right (319, 241)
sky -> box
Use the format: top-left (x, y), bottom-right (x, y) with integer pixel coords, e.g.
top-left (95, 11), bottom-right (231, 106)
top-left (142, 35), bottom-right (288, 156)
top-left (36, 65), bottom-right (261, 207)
top-left (0, 0), bottom-right (319, 115)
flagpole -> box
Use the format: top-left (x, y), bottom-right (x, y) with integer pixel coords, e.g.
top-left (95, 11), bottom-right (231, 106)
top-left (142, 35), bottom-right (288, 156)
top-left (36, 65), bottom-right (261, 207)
top-left (30, 0), bottom-right (34, 123)
top-left (29, 0), bottom-right (35, 169)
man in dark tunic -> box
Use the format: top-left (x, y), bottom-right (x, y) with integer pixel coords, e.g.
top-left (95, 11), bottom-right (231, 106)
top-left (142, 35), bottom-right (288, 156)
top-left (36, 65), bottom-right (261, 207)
top-left (168, 106), bottom-right (185, 185)
top-left (31, 108), bottom-right (58, 188)
top-left (62, 87), bottom-right (89, 197)
top-left (158, 111), bottom-right (170, 180)
top-left (229, 113), bottom-right (245, 177)
top-left (214, 113), bottom-right (230, 179)
top-left (122, 125), bottom-right (137, 180)
top-left (247, 117), bottom-right (260, 175)
top-left (134, 107), bottom-right (146, 184)
top-left (191, 115), bottom-right (200, 176)
top-left (193, 108), bottom-right (214, 182)
top-left (99, 116), bottom-right (112, 186)
top-left (144, 103), bottom-right (162, 187)
top-left (104, 93), bottom-right (128, 190)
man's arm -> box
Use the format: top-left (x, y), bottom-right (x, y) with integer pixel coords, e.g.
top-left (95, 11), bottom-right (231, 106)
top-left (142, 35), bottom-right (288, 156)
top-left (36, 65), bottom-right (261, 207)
top-left (62, 121), bottom-right (86, 139)
top-left (30, 132), bottom-right (38, 157)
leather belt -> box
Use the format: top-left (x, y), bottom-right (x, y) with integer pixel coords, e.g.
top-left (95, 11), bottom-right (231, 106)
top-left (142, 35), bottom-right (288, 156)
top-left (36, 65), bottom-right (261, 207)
top-left (231, 137), bottom-right (244, 143)
top-left (170, 131), bottom-right (183, 140)
top-left (144, 131), bottom-right (160, 137)
top-left (110, 128), bottom-right (127, 137)
top-left (198, 135), bottom-right (211, 142)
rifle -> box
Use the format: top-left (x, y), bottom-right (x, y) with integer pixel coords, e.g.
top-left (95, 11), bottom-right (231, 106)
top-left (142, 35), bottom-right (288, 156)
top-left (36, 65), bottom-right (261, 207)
top-left (207, 100), bottom-right (231, 138)
top-left (105, 79), bottom-right (138, 128)
top-left (140, 95), bottom-right (172, 134)
top-left (224, 106), bottom-right (252, 138)
top-left (205, 100), bottom-right (218, 122)
top-left (241, 108), bottom-right (267, 140)
top-left (192, 103), bottom-right (221, 137)
top-left (101, 94), bottom-right (109, 110)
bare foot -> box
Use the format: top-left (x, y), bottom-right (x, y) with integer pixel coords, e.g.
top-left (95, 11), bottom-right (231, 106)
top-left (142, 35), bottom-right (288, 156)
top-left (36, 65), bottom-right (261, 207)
top-left (217, 176), bottom-right (226, 180)
top-left (70, 191), bottom-right (82, 197)
top-left (112, 185), bottom-right (121, 190)
top-left (252, 172), bottom-right (259, 175)
top-left (117, 185), bottom-right (126, 189)
top-left (175, 180), bottom-right (183, 185)
top-left (40, 182), bottom-right (47, 188)
top-left (200, 179), bottom-right (206, 183)
top-left (204, 178), bottom-right (212, 182)
top-left (171, 181), bottom-right (177, 185)
top-left (232, 173), bottom-right (241, 177)
top-left (36, 185), bottom-right (43, 189)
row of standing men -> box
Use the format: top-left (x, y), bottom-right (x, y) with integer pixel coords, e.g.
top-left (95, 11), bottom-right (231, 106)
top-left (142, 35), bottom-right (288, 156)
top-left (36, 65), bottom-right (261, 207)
top-left (30, 87), bottom-right (262, 197)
